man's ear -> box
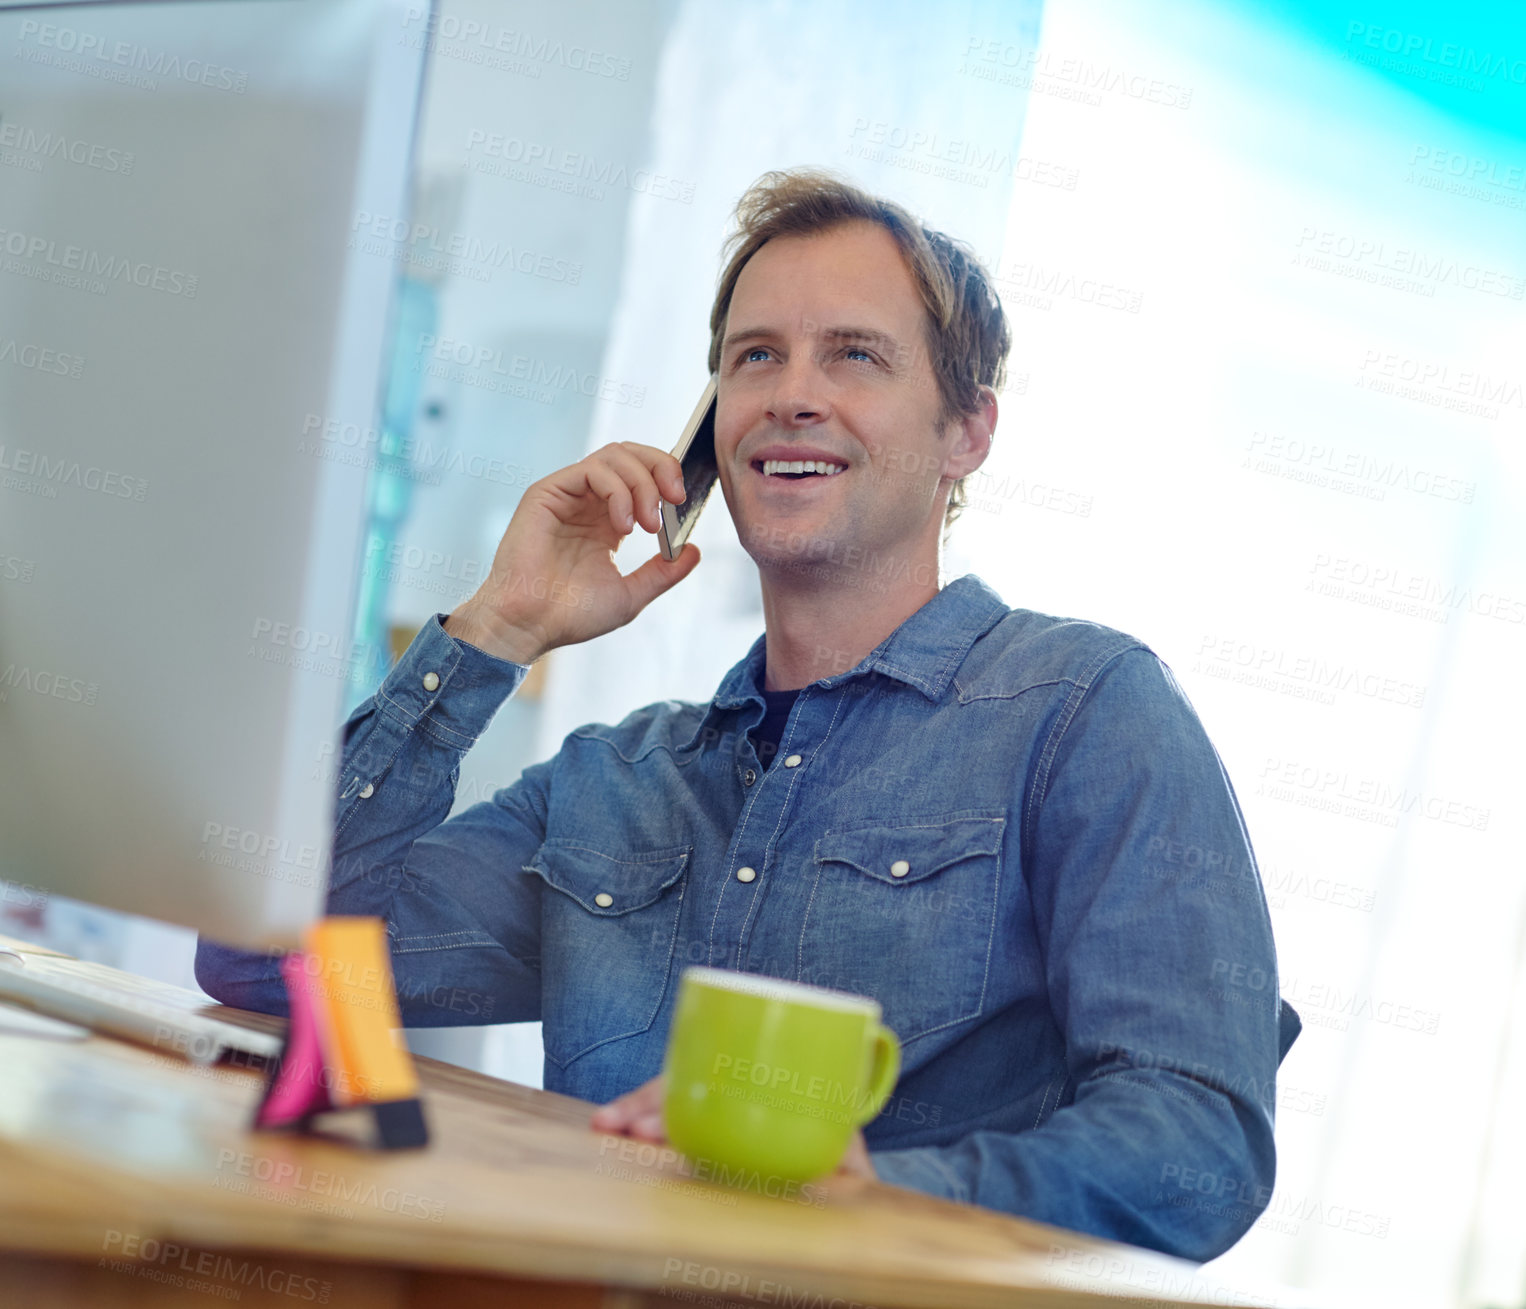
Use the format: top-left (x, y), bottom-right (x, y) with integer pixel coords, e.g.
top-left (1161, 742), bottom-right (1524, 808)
top-left (944, 385), bottom-right (997, 481)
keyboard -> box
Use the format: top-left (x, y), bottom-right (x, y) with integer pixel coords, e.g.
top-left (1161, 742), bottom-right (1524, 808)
top-left (0, 949), bottom-right (283, 1066)
top-left (0, 999), bottom-right (88, 1040)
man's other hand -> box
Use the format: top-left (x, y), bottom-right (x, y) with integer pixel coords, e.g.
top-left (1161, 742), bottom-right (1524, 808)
top-left (589, 1073), bottom-right (877, 1181)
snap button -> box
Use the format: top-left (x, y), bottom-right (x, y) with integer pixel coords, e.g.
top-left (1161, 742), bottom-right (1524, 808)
top-left (736, 866), bottom-right (757, 883)
top-left (422, 671), bottom-right (441, 692)
top-left (358, 783), bottom-right (375, 799)
top-left (890, 859), bottom-right (910, 878)
top-left (742, 768), bottom-right (757, 786)
top-left (594, 893), bottom-right (614, 907)
top-left (783, 754), bottom-right (802, 768)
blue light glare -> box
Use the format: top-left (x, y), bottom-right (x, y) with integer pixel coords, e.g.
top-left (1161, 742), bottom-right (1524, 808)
top-left (1245, 0), bottom-right (1526, 138)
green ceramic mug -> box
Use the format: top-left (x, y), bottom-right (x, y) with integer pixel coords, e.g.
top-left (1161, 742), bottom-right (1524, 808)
top-left (661, 966), bottom-right (901, 1186)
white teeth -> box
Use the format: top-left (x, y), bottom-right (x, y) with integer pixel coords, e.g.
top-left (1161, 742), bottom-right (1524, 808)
top-left (761, 459), bottom-right (846, 476)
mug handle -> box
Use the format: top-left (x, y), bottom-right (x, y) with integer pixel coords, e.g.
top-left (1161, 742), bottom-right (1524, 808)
top-left (852, 1023), bottom-right (901, 1127)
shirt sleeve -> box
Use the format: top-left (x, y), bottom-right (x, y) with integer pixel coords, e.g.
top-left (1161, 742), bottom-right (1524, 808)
top-left (194, 614), bottom-right (550, 1028)
top-left (870, 647), bottom-right (1286, 1263)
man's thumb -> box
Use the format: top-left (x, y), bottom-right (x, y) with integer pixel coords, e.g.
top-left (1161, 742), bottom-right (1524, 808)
top-left (625, 543), bottom-right (701, 610)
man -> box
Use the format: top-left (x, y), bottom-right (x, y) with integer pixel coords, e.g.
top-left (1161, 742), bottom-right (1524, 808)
top-left (197, 168), bottom-right (1296, 1261)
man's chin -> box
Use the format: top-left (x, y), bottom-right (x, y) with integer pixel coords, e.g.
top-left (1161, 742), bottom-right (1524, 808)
top-left (739, 520), bottom-right (849, 574)
top-left (740, 525), bottom-right (940, 598)
top-left (750, 555), bottom-right (841, 590)
top-left (740, 532), bottom-right (896, 599)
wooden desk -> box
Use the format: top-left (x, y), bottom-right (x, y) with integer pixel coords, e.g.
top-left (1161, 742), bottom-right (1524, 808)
top-left (0, 938), bottom-right (1300, 1308)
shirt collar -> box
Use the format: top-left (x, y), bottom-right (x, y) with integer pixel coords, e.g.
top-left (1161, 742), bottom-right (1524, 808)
top-left (681, 574), bottom-right (1009, 750)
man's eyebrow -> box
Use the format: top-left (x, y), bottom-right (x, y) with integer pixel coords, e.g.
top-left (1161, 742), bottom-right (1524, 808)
top-left (719, 327), bottom-right (777, 353)
top-left (819, 326), bottom-right (903, 352)
top-left (719, 325), bottom-right (906, 354)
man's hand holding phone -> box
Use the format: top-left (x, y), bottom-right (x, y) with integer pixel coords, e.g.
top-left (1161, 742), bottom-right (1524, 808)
top-left (443, 441), bottom-right (700, 666)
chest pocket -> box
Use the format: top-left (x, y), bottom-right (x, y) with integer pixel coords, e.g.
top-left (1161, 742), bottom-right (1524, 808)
top-left (797, 813), bottom-right (1003, 1047)
top-left (525, 841), bottom-right (690, 1068)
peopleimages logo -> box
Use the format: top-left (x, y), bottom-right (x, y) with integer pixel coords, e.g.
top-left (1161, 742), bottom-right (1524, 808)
top-left (0, 337), bottom-right (85, 379)
top-left (1345, 20), bottom-right (1526, 86)
top-left (214, 1149), bottom-right (446, 1222)
top-left (1243, 429), bottom-right (1475, 504)
top-left (0, 662), bottom-right (99, 706)
top-left (1293, 227), bottom-right (1524, 299)
top-left (462, 130), bottom-right (696, 204)
top-left (400, 8), bottom-right (632, 81)
top-left (1307, 553), bottom-right (1524, 628)
top-left (846, 118), bottom-right (1080, 191)
top-left (0, 119), bottom-right (135, 174)
top-left (960, 38), bottom-right (1194, 108)
top-left (416, 334), bottom-right (646, 406)
top-left (1355, 349), bottom-right (1522, 421)
top-left (1256, 757), bottom-right (1490, 833)
top-left (0, 443), bottom-right (147, 500)
top-left (99, 1231), bottom-right (332, 1302)
top-left (0, 225), bottom-right (198, 297)
top-left (993, 259), bottom-right (1145, 314)
top-left (1409, 146), bottom-right (1526, 191)
top-left (349, 211), bottom-right (582, 285)
top-left (15, 17), bottom-right (248, 92)
top-left (0, 555), bottom-right (37, 584)
top-left (1193, 634), bottom-right (1427, 710)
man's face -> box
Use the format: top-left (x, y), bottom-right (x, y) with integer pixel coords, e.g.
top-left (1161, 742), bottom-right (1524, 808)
top-left (713, 220), bottom-right (988, 580)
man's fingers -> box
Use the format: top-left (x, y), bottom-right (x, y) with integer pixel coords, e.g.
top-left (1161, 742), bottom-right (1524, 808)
top-left (599, 445), bottom-right (664, 533)
top-left (582, 461), bottom-right (638, 534)
top-left (590, 1099), bottom-right (634, 1130)
top-left (590, 1072), bottom-right (667, 1132)
top-left (611, 445), bottom-right (687, 526)
top-left (536, 443), bottom-right (684, 538)
top-left (834, 1130), bottom-right (876, 1179)
top-left (617, 441), bottom-right (686, 509)
top-left (589, 1102), bottom-right (624, 1128)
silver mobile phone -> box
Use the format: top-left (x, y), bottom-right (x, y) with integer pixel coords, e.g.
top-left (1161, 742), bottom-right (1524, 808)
top-left (656, 374), bottom-right (719, 562)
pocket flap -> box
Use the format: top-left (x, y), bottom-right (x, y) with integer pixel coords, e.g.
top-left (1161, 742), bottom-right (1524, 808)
top-left (525, 842), bottom-right (690, 916)
top-left (814, 814), bottom-right (1004, 886)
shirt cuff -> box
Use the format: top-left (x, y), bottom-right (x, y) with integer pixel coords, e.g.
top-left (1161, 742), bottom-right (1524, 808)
top-left (372, 613), bottom-right (531, 748)
top-left (869, 1145), bottom-right (971, 1204)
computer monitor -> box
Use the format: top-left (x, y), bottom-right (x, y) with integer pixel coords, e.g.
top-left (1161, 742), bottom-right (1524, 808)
top-left (0, 0), bottom-right (428, 950)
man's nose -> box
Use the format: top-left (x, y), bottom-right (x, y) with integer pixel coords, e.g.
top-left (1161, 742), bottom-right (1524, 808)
top-left (764, 355), bottom-right (831, 428)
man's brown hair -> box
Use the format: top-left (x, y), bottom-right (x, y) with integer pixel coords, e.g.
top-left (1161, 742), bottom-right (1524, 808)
top-left (707, 168), bottom-right (1011, 534)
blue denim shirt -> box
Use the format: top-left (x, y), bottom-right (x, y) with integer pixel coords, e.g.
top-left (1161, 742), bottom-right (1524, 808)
top-left (197, 574), bottom-right (1296, 1261)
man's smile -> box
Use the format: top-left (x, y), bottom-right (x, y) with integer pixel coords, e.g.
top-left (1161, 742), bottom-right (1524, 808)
top-left (744, 444), bottom-right (851, 488)
top-left (752, 457), bottom-right (849, 482)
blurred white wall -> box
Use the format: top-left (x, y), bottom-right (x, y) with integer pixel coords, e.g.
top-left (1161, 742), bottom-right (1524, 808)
top-left (953, 5), bottom-right (1522, 1307)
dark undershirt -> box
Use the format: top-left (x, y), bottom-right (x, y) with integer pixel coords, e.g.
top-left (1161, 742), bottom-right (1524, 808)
top-left (752, 682), bottom-right (801, 770)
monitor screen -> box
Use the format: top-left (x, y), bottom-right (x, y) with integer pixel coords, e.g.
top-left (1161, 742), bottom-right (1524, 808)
top-left (0, 0), bottom-right (428, 949)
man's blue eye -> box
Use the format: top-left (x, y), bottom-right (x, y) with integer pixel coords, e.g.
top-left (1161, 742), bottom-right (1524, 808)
top-left (846, 348), bottom-right (873, 362)
top-left (744, 347), bottom-right (770, 363)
